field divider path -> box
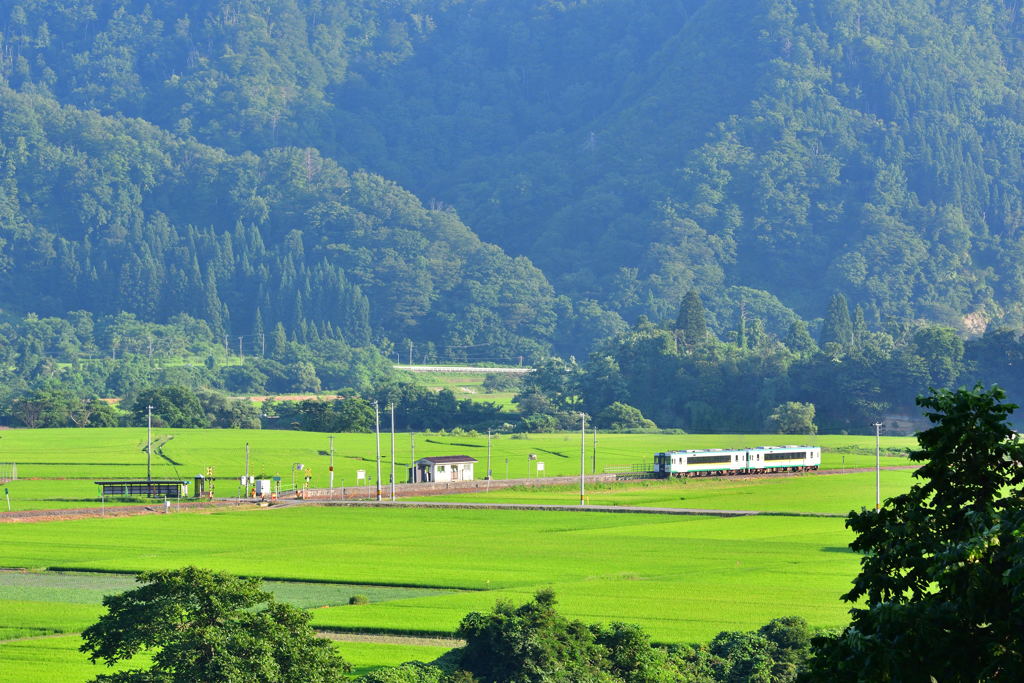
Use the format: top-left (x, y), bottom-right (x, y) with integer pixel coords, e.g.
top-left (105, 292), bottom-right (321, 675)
top-left (0, 630), bottom-right (464, 648)
top-left (0, 500), bottom-right (248, 523)
top-left (282, 499), bottom-right (847, 518)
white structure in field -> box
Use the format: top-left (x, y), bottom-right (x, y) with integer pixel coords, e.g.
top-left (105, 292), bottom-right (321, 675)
top-left (409, 455), bottom-right (477, 483)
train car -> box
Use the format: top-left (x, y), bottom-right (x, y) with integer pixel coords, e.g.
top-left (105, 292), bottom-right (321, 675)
top-left (744, 446), bottom-right (820, 474)
top-left (654, 449), bottom-right (748, 477)
top-left (654, 446), bottom-right (820, 477)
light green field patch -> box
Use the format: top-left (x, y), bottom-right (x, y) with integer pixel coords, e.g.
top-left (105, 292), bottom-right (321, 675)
top-left (0, 633), bottom-right (449, 682)
top-left (0, 600), bottom-right (103, 639)
top-left (0, 635), bottom-right (149, 683)
top-left (340, 640), bottom-right (454, 678)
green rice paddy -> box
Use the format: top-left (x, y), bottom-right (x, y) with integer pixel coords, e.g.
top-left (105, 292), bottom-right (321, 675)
top-left (2, 506), bottom-right (861, 645)
top-left (0, 633), bottom-right (448, 682)
top-left (410, 469), bottom-right (917, 515)
top-left (0, 427), bottom-right (916, 680)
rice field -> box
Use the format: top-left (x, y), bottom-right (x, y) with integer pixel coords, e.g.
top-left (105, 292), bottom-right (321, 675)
top-left (0, 506), bottom-right (861, 645)
top-left (0, 633), bottom-right (448, 682)
top-left (0, 427), bottom-right (908, 679)
top-left (0, 427), bottom-right (915, 511)
top-left (408, 469), bottom-right (917, 515)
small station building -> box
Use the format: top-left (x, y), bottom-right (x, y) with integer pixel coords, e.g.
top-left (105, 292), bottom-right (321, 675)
top-left (408, 455), bottom-right (477, 483)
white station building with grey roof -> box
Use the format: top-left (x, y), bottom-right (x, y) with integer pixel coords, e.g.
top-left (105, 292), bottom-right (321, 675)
top-left (408, 455), bottom-right (477, 483)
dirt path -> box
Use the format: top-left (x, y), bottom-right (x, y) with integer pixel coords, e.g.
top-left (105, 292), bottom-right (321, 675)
top-left (0, 501), bottom-right (249, 524)
top-left (0, 631), bottom-right (72, 644)
top-left (317, 632), bottom-right (463, 647)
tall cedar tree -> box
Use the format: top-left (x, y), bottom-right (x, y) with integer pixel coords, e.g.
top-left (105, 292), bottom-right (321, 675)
top-left (820, 293), bottom-right (853, 348)
top-left (675, 290), bottom-right (708, 346)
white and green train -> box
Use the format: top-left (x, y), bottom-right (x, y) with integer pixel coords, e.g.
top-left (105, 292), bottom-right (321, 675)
top-left (654, 446), bottom-right (821, 477)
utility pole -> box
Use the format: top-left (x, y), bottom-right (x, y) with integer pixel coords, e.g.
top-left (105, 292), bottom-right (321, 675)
top-left (245, 442), bottom-right (250, 493)
top-left (390, 404), bottom-right (396, 501)
top-left (329, 435), bottom-right (334, 499)
top-left (238, 336), bottom-right (243, 360)
top-left (408, 341), bottom-right (413, 365)
top-left (487, 428), bottom-right (492, 479)
top-left (592, 427), bottom-right (598, 474)
top-left (374, 402), bottom-right (382, 501)
top-left (147, 405), bottom-right (153, 495)
top-left (874, 422), bottom-right (883, 511)
top-left (580, 413), bottom-right (587, 506)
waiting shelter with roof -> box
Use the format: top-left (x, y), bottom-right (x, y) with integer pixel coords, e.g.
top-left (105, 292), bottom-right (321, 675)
top-left (408, 455), bottom-right (477, 483)
top-left (94, 479), bottom-right (189, 498)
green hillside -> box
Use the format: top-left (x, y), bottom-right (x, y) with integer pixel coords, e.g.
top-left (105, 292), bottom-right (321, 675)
top-left (3, 0), bottom-right (1024, 353)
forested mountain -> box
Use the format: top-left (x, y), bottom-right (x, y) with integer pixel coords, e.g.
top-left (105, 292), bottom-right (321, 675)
top-left (2, 0), bottom-right (1024, 368)
top-left (332, 0), bottom-right (1024, 331)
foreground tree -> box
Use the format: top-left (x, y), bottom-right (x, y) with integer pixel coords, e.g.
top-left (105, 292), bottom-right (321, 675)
top-left (806, 386), bottom-right (1024, 681)
top-left (80, 567), bottom-right (350, 683)
top-left (457, 589), bottom-right (615, 682)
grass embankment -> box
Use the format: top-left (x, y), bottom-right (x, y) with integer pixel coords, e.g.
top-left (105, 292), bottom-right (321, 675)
top-left (397, 369), bottom-right (520, 412)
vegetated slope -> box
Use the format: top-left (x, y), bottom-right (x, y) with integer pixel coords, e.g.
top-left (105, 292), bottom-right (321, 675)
top-left (3, 0), bottom-right (1024, 355)
top-left (0, 86), bottom-right (559, 358)
top-left (329, 0), bottom-right (1024, 332)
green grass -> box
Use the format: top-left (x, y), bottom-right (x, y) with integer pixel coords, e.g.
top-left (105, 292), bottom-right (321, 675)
top-left (410, 470), bottom-right (916, 515)
top-left (396, 369), bottom-right (522, 411)
top-left (340, 640), bottom-right (453, 678)
top-left (1, 428), bottom-right (913, 480)
top-left (0, 506), bottom-right (860, 643)
top-left (0, 428), bottom-right (913, 511)
top-left (0, 633), bottom-right (449, 682)
top-left (0, 635), bottom-right (149, 682)
top-left (0, 601), bottom-right (103, 639)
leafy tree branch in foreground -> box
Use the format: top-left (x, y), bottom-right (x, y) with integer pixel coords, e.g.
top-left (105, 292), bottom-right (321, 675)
top-left (805, 385), bottom-right (1024, 681)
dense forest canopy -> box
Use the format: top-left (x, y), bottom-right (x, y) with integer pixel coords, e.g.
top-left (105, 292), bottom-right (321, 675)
top-left (2, 0), bottom-right (1024, 424)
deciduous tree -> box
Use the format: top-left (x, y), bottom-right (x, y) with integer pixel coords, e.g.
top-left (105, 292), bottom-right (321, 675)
top-left (80, 566), bottom-right (350, 683)
top-left (806, 386), bottom-right (1024, 681)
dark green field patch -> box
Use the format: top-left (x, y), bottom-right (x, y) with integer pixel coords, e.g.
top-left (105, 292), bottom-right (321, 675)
top-left (0, 569), bottom-right (455, 610)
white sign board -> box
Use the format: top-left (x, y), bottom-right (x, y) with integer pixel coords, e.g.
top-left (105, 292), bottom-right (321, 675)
top-left (356, 469), bottom-right (366, 481)
top-left (536, 462), bottom-right (545, 472)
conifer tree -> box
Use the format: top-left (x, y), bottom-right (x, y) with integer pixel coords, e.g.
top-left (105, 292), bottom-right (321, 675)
top-left (675, 290), bottom-right (708, 346)
top-left (270, 322), bottom-right (287, 359)
top-left (821, 293), bottom-right (854, 348)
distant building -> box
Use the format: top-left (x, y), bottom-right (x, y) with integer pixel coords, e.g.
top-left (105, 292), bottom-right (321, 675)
top-left (409, 455), bottom-right (477, 483)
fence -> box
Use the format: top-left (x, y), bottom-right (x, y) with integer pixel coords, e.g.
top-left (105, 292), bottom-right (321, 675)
top-left (0, 462), bottom-right (16, 482)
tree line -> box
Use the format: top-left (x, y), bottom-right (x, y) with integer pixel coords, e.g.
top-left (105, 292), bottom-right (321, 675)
top-left (514, 292), bottom-right (1024, 433)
